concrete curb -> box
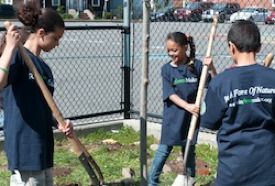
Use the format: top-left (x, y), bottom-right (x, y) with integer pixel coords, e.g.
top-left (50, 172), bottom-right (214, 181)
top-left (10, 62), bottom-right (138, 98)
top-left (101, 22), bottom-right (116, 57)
top-left (0, 119), bottom-right (217, 151)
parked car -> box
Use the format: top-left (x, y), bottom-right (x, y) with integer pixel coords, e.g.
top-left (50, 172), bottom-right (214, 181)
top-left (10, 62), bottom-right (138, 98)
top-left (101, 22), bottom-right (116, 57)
top-left (150, 6), bottom-right (176, 22)
top-left (0, 4), bottom-right (15, 19)
top-left (265, 11), bottom-right (275, 24)
top-left (173, 2), bottom-right (213, 22)
top-left (202, 2), bottom-right (240, 23)
top-left (230, 6), bottom-right (270, 23)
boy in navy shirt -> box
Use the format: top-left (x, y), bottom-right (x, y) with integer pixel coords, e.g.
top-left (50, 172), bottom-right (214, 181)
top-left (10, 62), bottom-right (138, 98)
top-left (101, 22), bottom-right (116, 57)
top-left (201, 20), bottom-right (275, 185)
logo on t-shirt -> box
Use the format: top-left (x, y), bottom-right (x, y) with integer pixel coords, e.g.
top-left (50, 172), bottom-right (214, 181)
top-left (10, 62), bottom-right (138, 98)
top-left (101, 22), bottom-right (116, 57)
top-left (223, 86), bottom-right (275, 107)
top-left (28, 72), bottom-right (54, 88)
top-left (174, 77), bottom-right (197, 85)
top-left (28, 72), bottom-right (34, 80)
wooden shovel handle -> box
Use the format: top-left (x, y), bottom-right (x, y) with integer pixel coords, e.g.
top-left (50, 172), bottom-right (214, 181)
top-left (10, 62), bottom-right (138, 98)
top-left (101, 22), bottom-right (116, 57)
top-left (264, 53), bottom-right (274, 67)
top-left (187, 15), bottom-right (218, 140)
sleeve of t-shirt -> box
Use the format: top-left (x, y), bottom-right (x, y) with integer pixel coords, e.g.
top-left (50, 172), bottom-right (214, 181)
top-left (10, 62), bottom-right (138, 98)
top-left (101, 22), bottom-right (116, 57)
top-left (200, 86), bottom-right (225, 130)
top-left (7, 49), bottom-right (23, 85)
top-left (161, 66), bottom-right (175, 102)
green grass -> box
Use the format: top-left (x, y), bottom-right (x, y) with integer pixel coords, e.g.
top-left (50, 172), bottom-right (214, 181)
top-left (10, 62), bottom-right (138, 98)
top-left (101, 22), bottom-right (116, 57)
top-left (0, 126), bottom-right (218, 185)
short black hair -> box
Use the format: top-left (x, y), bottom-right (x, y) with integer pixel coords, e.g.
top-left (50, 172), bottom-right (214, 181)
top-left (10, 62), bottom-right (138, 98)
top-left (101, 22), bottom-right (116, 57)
top-left (227, 20), bottom-right (261, 53)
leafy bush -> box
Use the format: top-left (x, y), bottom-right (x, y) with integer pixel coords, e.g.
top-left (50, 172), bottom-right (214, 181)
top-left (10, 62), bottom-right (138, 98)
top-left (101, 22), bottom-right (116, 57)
top-left (56, 5), bottom-right (65, 14)
top-left (60, 13), bottom-right (74, 20)
top-left (105, 12), bottom-right (111, 19)
top-left (111, 6), bottom-right (123, 19)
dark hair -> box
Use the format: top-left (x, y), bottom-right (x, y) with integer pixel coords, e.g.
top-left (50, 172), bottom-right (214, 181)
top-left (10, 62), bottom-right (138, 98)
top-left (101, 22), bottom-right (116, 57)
top-left (166, 32), bottom-right (196, 70)
top-left (227, 20), bottom-right (261, 53)
top-left (16, 1), bottom-right (64, 33)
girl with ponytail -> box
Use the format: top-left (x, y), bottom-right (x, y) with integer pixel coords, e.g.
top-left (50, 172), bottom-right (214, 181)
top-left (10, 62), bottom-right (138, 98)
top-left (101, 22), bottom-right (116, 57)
top-left (148, 32), bottom-right (216, 185)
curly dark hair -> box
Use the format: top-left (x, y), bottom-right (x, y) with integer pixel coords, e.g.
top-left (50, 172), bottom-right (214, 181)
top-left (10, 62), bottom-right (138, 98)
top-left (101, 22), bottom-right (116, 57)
top-left (16, 1), bottom-right (64, 33)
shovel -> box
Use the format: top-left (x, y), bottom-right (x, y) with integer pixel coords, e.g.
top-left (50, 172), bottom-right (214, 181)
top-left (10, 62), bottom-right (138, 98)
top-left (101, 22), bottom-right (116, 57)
top-left (171, 15), bottom-right (218, 186)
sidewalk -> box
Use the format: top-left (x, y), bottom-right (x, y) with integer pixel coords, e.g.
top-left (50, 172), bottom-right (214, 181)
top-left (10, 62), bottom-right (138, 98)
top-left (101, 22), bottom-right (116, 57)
top-left (123, 119), bottom-right (217, 147)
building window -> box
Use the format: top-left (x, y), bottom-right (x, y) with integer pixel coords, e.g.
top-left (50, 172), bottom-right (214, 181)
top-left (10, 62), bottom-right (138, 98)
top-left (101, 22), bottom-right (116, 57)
top-left (52, 0), bottom-right (60, 6)
top-left (2, 0), bottom-right (12, 5)
top-left (92, 0), bottom-right (100, 7)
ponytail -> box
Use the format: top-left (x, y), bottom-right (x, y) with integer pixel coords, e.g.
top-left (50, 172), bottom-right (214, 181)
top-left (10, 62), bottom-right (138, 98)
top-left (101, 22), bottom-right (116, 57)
top-left (187, 36), bottom-right (196, 71)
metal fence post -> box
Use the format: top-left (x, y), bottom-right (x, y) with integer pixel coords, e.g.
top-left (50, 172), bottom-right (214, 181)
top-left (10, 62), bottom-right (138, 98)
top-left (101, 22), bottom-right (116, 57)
top-left (123, 0), bottom-right (131, 119)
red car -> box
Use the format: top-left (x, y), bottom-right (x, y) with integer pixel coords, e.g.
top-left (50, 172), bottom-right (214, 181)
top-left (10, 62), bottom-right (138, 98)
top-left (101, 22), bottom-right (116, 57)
top-left (265, 11), bottom-right (275, 24)
top-left (174, 2), bottom-right (213, 22)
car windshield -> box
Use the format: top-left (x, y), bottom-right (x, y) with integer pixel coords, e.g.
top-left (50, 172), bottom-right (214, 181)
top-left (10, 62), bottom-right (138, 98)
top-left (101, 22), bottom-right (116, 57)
top-left (241, 8), bottom-right (257, 12)
top-left (186, 2), bottom-right (199, 9)
top-left (212, 3), bottom-right (226, 9)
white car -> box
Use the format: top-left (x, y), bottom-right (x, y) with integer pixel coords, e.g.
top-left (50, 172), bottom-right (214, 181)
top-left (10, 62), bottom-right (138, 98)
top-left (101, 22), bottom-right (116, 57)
top-left (230, 6), bottom-right (270, 22)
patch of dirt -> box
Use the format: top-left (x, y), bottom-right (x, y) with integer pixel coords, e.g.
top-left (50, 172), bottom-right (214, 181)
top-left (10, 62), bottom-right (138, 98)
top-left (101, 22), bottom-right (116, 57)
top-left (54, 167), bottom-right (82, 186)
top-left (53, 142), bottom-right (211, 186)
top-left (196, 157), bottom-right (210, 175)
top-left (166, 159), bottom-right (184, 173)
top-left (165, 151), bottom-right (210, 176)
top-left (54, 167), bottom-right (73, 178)
top-left (106, 143), bottom-right (122, 152)
top-left (165, 156), bottom-right (212, 186)
top-left (0, 165), bottom-right (7, 171)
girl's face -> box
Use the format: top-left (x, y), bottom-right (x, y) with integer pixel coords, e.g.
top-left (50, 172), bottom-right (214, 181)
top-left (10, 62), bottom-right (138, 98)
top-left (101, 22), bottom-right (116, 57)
top-left (166, 39), bottom-right (187, 64)
top-left (40, 27), bottom-right (64, 52)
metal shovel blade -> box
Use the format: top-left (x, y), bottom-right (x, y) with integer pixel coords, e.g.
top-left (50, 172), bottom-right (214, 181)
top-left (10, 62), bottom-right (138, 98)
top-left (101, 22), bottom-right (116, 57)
top-left (171, 174), bottom-right (195, 186)
top-left (78, 152), bottom-right (101, 186)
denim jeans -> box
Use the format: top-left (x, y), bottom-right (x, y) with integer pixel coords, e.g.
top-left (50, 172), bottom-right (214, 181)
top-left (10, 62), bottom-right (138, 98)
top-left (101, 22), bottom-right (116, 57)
top-left (148, 144), bottom-right (196, 186)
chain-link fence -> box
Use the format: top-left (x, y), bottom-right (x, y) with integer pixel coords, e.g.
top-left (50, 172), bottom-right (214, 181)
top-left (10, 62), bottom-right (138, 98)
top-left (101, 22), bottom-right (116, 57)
top-left (0, 25), bottom-right (128, 129)
top-left (131, 0), bottom-right (275, 124)
top-left (0, 0), bottom-right (274, 129)
top-left (45, 26), bottom-right (127, 124)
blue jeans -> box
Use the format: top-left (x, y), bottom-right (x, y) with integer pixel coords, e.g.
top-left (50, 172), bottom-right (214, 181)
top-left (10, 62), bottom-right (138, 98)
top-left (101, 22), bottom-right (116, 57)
top-left (148, 144), bottom-right (196, 186)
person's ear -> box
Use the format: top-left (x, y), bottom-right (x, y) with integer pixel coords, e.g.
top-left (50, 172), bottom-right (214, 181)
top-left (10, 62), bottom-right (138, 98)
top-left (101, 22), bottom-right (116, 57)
top-left (229, 41), bottom-right (236, 55)
top-left (184, 44), bottom-right (188, 50)
top-left (37, 28), bottom-right (46, 38)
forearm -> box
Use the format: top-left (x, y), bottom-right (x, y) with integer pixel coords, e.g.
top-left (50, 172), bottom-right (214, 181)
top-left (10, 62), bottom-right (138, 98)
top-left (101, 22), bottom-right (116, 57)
top-left (169, 94), bottom-right (188, 109)
top-left (52, 116), bottom-right (58, 128)
top-left (209, 67), bottom-right (217, 78)
top-left (0, 45), bottom-right (17, 88)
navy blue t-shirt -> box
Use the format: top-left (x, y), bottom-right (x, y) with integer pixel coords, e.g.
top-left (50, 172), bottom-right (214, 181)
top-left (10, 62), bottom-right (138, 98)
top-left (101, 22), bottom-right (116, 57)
top-left (3, 48), bottom-right (55, 171)
top-left (161, 59), bottom-right (209, 146)
top-left (201, 64), bottom-right (275, 185)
